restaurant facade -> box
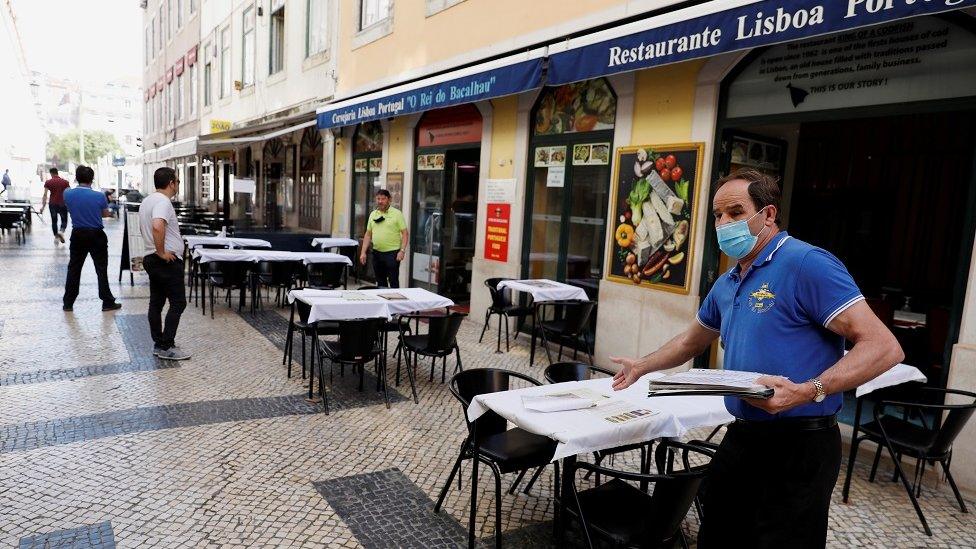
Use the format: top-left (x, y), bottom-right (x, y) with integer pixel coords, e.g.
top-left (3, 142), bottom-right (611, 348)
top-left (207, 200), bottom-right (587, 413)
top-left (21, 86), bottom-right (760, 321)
top-left (320, 0), bottom-right (976, 493)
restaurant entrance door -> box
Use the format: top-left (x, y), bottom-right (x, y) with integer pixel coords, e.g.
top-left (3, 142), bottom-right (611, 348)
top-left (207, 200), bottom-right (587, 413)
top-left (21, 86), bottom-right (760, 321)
top-left (698, 16), bottom-right (976, 406)
top-left (411, 147), bottom-right (480, 304)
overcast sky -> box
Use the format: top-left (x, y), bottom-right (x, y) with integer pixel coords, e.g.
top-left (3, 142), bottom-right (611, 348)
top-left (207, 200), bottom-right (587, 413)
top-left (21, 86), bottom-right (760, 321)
top-left (13, 0), bottom-right (143, 86)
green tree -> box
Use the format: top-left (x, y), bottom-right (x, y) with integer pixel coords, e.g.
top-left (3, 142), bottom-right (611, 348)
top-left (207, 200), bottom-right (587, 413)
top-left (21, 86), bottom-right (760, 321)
top-left (47, 130), bottom-right (121, 166)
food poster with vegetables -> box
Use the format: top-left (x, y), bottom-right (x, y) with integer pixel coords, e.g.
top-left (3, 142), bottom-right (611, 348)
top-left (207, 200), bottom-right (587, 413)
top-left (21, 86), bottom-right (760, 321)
top-left (609, 143), bottom-right (703, 293)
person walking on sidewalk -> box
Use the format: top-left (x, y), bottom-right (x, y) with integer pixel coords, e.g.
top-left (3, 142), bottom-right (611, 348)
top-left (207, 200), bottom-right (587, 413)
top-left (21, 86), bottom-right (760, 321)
top-left (1, 169), bottom-right (11, 195)
top-left (139, 167), bottom-right (189, 361)
top-left (40, 168), bottom-right (71, 244)
top-left (359, 189), bottom-right (408, 288)
top-left (62, 165), bottom-right (121, 312)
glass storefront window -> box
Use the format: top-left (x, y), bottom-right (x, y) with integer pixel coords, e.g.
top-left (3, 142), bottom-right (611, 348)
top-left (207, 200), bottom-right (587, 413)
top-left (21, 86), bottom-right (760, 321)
top-left (351, 121), bottom-right (383, 238)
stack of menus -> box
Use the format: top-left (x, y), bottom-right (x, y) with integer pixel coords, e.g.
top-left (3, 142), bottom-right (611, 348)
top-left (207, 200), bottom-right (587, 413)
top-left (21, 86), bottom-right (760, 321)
top-left (647, 369), bottom-right (774, 399)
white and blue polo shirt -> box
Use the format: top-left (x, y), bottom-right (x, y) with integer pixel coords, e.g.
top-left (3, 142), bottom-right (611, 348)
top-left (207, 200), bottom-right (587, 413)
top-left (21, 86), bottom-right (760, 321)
top-left (697, 231), bottom-right (863, 421)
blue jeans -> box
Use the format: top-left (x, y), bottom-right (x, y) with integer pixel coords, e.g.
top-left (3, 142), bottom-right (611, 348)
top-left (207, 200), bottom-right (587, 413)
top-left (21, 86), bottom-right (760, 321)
top-left (50, 204), bottom-right (68, 235)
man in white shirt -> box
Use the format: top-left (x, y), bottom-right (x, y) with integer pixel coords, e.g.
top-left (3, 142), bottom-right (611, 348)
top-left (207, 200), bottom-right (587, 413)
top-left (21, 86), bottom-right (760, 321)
top-left (139, 167), bottom-right (189, 361)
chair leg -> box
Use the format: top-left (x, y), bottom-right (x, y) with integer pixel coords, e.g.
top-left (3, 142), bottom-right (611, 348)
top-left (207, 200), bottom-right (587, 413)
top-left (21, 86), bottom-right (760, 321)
top-left (522, 466), bottom-right (544, 495)
top-left (479, 311), bottom-right (490, 343)
top-left (435, 438), bottom-right (469, 513)
top-left (379, 357), bottom-right (390, 409)
top-left (468, 449), bottom-right (479, 549)
top-left (395, 343), bottom-right (403, 386)
top-left (284, 306), bottom-right (295, 366)
top-left (487, 461), bottom-right (503, 549)
top-left (540, 328), bottom-right (554, 365)
top-left (404, 350), bottom-right (419, 404)
top-left (429, 356), bottom-right (436, 382)
top-left (868, 444), bottom-right (883, 482)
top-left (941, 460), bottom-right (969, 513)
top-left (883, 440), bottom-right (932, 535)
top-left (892, 452), bottom-right (902, 482)
top-left (496, 313), bottom-right (502, 353)
top-left (913, 457), bottom-right (924, 498)
top-left (842, 436), bottom-right (861, 503)
top-left (508, 469), bottom-right (527, 495)
top-left (301, 331), bottom-right (307, 380)
top-left (503, 315), bottom-right (510, 352)
top-left (441, 355), bottom-right (447, 384)
top-left (454, 346), bottom-right (464, 373)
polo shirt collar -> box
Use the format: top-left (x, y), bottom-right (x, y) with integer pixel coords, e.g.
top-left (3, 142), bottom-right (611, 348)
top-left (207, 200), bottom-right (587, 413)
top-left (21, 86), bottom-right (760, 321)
top-left (726, 231), bottom-right (791, 279)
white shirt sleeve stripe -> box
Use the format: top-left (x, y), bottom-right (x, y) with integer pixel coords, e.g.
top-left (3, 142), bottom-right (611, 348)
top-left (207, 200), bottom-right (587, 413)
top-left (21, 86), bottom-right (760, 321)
top-left (823, 295), bottom-right (865, 328)
top-left (696, 314), bottom-right (720, 332)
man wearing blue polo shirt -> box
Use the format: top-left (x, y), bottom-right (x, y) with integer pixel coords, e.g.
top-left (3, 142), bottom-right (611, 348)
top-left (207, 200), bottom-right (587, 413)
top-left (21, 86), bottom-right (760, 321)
top-left (610, 169), bottom-right (903, 547)
top-left (62, 165), bottom-right (121, 312)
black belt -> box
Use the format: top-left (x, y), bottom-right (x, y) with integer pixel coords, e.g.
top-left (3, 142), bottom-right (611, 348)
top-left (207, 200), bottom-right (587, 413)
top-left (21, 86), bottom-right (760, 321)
top-left (734, 414), bottom-right (837, 432)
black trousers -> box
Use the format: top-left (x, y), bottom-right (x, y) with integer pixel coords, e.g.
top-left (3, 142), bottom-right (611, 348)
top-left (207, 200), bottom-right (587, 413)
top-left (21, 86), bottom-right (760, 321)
top-left (50, 204), bottom-right (68, 235)
top-left (143, 254), bottom-right (187, 350)
top-left (372, 250), bottom-right (401, 288)
top-left (64, 228), bottom-right (115, 307)
top-left (698, 418), bottom-right (841, 549)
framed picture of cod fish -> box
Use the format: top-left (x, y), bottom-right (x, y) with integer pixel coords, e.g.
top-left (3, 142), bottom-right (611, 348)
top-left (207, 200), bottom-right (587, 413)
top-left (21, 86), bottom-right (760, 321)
top-left (606, 143), bottom-right (704, 294)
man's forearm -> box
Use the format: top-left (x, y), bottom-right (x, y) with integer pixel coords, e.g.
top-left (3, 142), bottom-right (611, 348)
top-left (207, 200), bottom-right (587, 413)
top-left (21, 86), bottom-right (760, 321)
top-left (361, 234), bottom-right (372, 255)
top-left (400, 231), bottom-right (408, 251)
top-left (153, 227), bottom-right (167, 255)
top-left (635, 331), bottom-right (710, 375)
top-left (818, 337), bottom-right (903, 396)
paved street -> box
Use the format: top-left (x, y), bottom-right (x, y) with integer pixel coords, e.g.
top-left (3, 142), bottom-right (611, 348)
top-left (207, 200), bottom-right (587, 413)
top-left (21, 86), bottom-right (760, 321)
top-left (0, 219), bottom-right (973, 548)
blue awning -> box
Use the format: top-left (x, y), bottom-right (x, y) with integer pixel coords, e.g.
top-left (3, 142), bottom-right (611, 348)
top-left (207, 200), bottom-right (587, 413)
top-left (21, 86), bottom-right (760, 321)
top-left (317, 49), bottom-right (545, 130)
top-left (547, 0), bottom-right (976, 86)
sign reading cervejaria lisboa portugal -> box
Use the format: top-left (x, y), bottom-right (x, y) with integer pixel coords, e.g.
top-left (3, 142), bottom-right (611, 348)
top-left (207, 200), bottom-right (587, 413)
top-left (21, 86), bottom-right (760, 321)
top-left (317, 58), bottom-right (543, 129)
top-left (548, 0), bottom-right (976, 85)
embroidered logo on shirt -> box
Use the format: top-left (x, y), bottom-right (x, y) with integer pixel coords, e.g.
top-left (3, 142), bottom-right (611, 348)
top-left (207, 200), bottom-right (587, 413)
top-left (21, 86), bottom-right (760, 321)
top-left (748, 282), bottom-right (776, 314)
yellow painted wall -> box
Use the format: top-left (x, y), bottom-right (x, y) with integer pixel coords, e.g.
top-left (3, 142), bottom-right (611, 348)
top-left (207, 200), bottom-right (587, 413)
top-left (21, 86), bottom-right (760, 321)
top-left (331, 135), bottom-right (349, 234)
top-left (630, 59), bottom-right (705, 145)
top-left (338, 0), bottom-right (651, 95)
top-left (488, 96), bottom-right (518, 180)
top-left (387, 118), bottom-right (412, 174)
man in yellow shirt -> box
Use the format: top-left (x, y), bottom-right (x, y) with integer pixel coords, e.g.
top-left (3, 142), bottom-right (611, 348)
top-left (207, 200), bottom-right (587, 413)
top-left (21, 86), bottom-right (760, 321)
top-left (359, 189), bottom-right (409, 288)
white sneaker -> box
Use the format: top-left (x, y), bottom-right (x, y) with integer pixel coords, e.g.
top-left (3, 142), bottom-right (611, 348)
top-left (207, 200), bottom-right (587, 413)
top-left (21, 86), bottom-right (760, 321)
top-left (156, 347), bottom-right (191, 361)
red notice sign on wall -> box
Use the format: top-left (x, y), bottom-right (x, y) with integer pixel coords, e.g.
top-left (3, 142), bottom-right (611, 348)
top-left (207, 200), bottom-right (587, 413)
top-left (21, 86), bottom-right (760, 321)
top-left (484, 203), bottom-right (510, 262)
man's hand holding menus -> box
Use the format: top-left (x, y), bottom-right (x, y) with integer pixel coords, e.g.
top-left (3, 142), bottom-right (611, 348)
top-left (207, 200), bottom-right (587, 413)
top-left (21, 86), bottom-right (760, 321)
top-left (647, 369), bottom-right (774, 399)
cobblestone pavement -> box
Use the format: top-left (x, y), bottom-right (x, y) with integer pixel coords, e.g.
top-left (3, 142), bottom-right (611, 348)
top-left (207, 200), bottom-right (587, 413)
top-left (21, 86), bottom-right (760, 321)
top-left (1, 219), bottom-right (974, 548)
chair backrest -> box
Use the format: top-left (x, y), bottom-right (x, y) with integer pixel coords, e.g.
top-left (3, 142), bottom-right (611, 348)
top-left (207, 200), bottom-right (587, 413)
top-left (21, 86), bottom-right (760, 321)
top-left (269, 261), bottom-right (300, 285)
top-left (559, 300), bottom-right (597, 335)
top-left (484, 277), bottom-right (513, 309)
top-left (336, 318), bottom-right (384, 362)
top-left (449, 368), bottom-right (541, 442)
top-left (421, 312), bottom-right (466, 353)
top-left (213, 261), bottom-right (251, 286)
top-left (307, 262), bottom-right (345, 288)
top-left (544, 362), bottom-right (613, 384)
top-left (929, 389), bottom-right (976, 456)
top-left (644, 442), bottom-right (713, 543)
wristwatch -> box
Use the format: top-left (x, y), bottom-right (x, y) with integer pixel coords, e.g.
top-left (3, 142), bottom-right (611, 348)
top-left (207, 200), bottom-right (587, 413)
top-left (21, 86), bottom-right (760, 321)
top-left (809, 378), bottom-right (826, 403)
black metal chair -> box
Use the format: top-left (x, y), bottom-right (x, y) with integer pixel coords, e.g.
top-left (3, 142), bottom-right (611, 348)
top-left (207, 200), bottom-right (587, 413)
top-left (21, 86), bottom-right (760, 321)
top-left (252, 261), bottom-right (302, 309)
top-left (565, 439), bottom-right (715, 549)
top-left (537, 300), bottom-right (598, 365)
top-left (207, 261), bottom-right (251, 318)
top-left (306, 262), bottom-right (347, 290)
top-left (434, 368), bottom-right (560, 549)
top-left (479, 277), bottom-right (534, 353)
top-left (283, 298), bottom-right (338, 383)
top-left (397, 311), bottom-right (466, 388)
top-left (314, 317), bottom-right (387, 413)
top-left (841, 387), bottom-right (976, 536)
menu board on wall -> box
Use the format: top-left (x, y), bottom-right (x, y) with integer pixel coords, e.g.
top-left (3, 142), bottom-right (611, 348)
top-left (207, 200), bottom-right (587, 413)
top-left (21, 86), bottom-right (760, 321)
top-left (607, 143), bottom-right (703, 294)
top-left (484, 203), bottom-right (511, 262)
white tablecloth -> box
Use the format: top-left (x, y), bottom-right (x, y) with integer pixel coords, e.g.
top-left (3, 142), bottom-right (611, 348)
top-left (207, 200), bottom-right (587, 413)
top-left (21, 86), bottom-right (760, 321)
top-left (468, 373), bottom-right (732, 461)
top-left (855, 363), bottom-right (927, 398)
top-left (497, 279), bottom-right (589, 303)
top-left (288, 287), bottom-right (454, 322)
top-left (193, 248), bottom-right (351, 265)
top-left (184, 236), bottom-right (272, 249)
top-left (312, 237), bottom-right (359, 249)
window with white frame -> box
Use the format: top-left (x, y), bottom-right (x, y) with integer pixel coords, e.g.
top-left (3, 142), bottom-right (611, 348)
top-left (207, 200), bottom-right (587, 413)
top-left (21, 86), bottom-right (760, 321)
top-left (269, 2), bottom-right (285, 74)
top-left (157, 6), bottom-right (164, 50)
top-left (170, 83), bottom-right (177, 125)
top-left (177, 73), bottom-right (184, 121)
top-left (189, 63), bottom-right (197, 115)
top-left (306, 0), bottom-right (329, 57)
top-left (242, 6), bottom-right (255, 86)
top-left (189, 0), bottom-right (196, 14)
top-left (220, 27), bottom-right (231, 98)
top-left (145, 26), bottom-right (151, 64)
top-left (167, 0), bottom-right (173, 39)
top-left (360, 0), bottom-right (390, 30)
top-left (177, 0), bottom-right (183, 29)
top-left (150, 18), bottom-right (156, 58)
top-left (203, 50), bottom-right (212, 107)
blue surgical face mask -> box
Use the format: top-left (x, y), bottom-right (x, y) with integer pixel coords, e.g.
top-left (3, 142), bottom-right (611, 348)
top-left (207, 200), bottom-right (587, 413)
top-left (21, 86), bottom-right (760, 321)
top-left (715, 207), bottom-right (769, 259)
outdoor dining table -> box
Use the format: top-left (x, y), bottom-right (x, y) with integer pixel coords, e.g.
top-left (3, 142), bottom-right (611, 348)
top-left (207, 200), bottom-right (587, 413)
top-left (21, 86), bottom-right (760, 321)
top-left (192, 249), bottom-right (354, 313)
top-left (496, 279), bottom-right (589, 366)
top-left (184, 235), bottom-right (273, 249)
top-left (467, 363), bottom-right (929, 534)
top-left (311, 237), bottom-right (359, 251)
top-left (287, 287), bottom-right (455, 400)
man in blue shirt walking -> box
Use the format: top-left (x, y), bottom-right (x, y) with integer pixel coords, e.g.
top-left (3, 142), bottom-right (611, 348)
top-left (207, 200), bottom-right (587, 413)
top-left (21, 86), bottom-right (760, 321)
top-left (62, 165), bottom-right (121, 312)
top-left (610, 169), bottom-right (903, 547)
